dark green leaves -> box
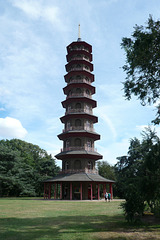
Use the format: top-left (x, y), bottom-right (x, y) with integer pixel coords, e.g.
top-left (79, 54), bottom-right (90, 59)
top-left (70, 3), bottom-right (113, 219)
top-left (0, 139), bottom-right (60, 197)
top-left (121, 15), bottom-right (160, 123)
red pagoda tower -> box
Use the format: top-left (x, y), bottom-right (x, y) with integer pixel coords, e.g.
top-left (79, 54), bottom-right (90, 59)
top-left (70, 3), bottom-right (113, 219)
top-left (44, 27), bottom-right (115, 200)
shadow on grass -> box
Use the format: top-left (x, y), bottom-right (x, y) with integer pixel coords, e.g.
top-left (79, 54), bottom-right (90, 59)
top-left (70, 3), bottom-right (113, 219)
top-left (0, 214), bottom-right (160, 240)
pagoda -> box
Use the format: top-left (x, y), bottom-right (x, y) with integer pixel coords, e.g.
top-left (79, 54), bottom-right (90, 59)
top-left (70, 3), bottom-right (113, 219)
top-left (44, 27), bottom-right (115, 200)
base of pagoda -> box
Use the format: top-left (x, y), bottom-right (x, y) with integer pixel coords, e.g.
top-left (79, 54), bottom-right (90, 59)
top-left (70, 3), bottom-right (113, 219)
top-left (43, 172), bottom-right (115, 201)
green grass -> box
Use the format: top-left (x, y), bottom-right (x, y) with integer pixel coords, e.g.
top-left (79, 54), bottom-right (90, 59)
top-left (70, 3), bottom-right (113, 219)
top-left (0, 198), bottom-right (160, 240)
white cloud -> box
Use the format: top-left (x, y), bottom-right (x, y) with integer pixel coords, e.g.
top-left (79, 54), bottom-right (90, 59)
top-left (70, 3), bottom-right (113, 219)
top-left (12, 0), bottom-right (67, 31)
top-left (0, 117), bottom-right (27, 139)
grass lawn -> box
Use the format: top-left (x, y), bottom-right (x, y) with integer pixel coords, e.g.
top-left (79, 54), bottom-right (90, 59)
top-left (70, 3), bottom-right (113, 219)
top-left (0, 198), bottom-right (160, 240)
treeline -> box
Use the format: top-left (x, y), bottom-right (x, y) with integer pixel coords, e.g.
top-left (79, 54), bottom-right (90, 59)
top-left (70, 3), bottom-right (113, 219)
top-left (0, 139), bottom-right (60, 197)
top-left (98, 127), bottom-right (160, 222)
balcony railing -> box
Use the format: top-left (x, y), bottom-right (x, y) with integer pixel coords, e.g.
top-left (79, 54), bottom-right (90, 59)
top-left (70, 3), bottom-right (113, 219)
top-left (69, 57), bottom-right (90, 62)
top-left (68, 67), bottom-right (91, 73)
top-left (61, 146), bottom-right (97, 152)
top-left (66, 92), bottom-right (92, 99)
top-left (63, 126), bottom-right (94, 133)
top-left (59, 169), bottom-right (99, 175)
top-left (67, 79), bottom-right (92, 85)
top-left (69, 47), bottom-right (89, 52)
top-left (66, 108), bottom-right (92, 115)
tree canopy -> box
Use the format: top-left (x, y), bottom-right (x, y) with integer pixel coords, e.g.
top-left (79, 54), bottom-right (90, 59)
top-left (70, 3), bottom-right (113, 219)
top-left (121, 15), bottom-right (160, 124)
top-left (0, 139), bottom-right (60, 197)
top-left (115, 127), bottom-right (160, 222)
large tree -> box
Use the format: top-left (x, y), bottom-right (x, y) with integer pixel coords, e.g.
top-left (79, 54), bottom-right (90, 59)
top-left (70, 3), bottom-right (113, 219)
top-left (0, 139), bottom-right (60, 197)
top-left (121, 15), bottom-right (160, 124)
top-left (115, 127), bottom-right (160, 222)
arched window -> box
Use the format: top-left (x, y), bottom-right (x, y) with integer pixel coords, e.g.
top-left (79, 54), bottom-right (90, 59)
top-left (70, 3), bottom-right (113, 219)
top-left (75, 138), bottom-right (81, 147)
top-left (88, 161), bottom-right (93, 170)
top-left (74, 160), bottom-right (81, 169)
top-left (87, 140), bottom-right (92, 149)
top-left (76, 64), bottom-right (81, 68)
top-left (76, 88), bottom-right (82, 94)
top-left (66, 121), bottom-right (71, 130)
top-left (75, 103), bottom-right (81, 109)
top-left (86, 89), bottom-right (90, 96)
top-left (86, 120), bottom-right (91, 130)
top-left (75, 119), bottom-right (81, 127)
top-left (85, 65), bottom-right (89, 70)
top-left (66, 139), bottom-right (70, 148)
top-left (65, 161), bottom-right (69, 170)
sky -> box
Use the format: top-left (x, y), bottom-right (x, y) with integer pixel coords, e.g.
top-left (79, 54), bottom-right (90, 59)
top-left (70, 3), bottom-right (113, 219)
top-left (0, 0), bottom-right (160, 167)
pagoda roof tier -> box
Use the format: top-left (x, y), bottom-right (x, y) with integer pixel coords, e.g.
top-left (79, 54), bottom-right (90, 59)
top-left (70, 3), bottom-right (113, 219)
top-left (64, 71), bottom-right (94, 83)
top-left (67, 41), bottom-right (92, 53)
top-left (62, 97), bottom-right (97, 108)
top-left (58, 130), bottom-right (100, 141)
top-left (65, 59), bottom-right (93, 72)
top-left (66, 50), bottom-right (92, 62)
top-left (60, 113), bottom-right (98, 123)
top-left (63, 83), bottom-right (95, 95)
top-left (55, 149), bottom-right (103, 160)
top-left (44, 172), bottom-right (115, 183)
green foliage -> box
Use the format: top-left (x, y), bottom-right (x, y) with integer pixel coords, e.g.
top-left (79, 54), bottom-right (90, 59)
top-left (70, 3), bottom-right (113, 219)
top-left (0, 139), bottom-right (60, 197)
top-left (115, 127), bottom-right (160, 222)
top-left (97, 161), bottom-right (116, 180)
top-left (121, 15), bottom-right (160, 124)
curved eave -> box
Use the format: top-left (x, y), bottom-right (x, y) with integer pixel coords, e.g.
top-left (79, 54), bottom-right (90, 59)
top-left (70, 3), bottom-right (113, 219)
top-left (43, 173), bottom-right (115, 183)
top-left (65, 60), bottom-right (93, 72)
top-left (67, 41), bottom-right (92, 53)
top-left (62, 97), bottom-right (97, 108)
top-left (58, 131), bottom-right (100, 141)
top-left (63, 83), bottom-right (95, 95)
top-left (60, 113), bottom-right (98, 124)
top-left (55, 150), bottom-right (102, 160)
top-left (64, 71), bottom-right (94, 83)
top-left (66, 50), bottom-right (92, 62)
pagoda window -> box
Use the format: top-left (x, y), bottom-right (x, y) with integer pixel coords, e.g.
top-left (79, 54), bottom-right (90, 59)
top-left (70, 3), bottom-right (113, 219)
top-left (85, 65), bottom-right (89, 70)
top-left (88, 161), bottom-right (93, 170)
top-left (86, 120), bottom-right (91, 130)
top-left (75, 138), bottom-right (82, 147)
top-left (66, 121), bottom-right (71, 130)
top-left (76, 75), bottom-right (81, 80)
top-left (76, 64), bottom-right (81, 68)
top-left (86, 89), bottom-right (90, 96)
top-left (85, 76), bottom-right (89, 82)
top-left (74, 160), bottom-right (81, 169)
top-left (85, 104), bottom-right (90, 113)
top-left (75, 103), bottom-right (81, 109)
top-left (76, 88), bottom-right (82, 94)
top-left (75, 119), bottom-right (81, 127)
top-left (65, 161), bottom-right (69, 170)
top-left (87, 140), bottom-right (92, 149)
top-left (66, 139), bottom-right (70, 148)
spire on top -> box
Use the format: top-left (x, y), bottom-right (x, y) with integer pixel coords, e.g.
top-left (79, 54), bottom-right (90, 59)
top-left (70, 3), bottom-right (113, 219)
top-left (77, 24), bottom-right (82, 41)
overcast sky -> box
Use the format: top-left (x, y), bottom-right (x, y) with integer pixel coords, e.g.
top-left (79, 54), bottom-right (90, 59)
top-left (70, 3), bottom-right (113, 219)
top-left (0, 0), bottom-right (160, 167)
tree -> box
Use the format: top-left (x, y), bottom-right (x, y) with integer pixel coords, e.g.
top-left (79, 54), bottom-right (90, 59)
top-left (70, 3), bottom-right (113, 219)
top-left (0, 139), bottom-right (60, 197)
top-left (115, 127), bottom-right (160, 222)
top-left (121, 15), bottom-right (160, 124)
top-left (97, 161), bottom-right (115, 180)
